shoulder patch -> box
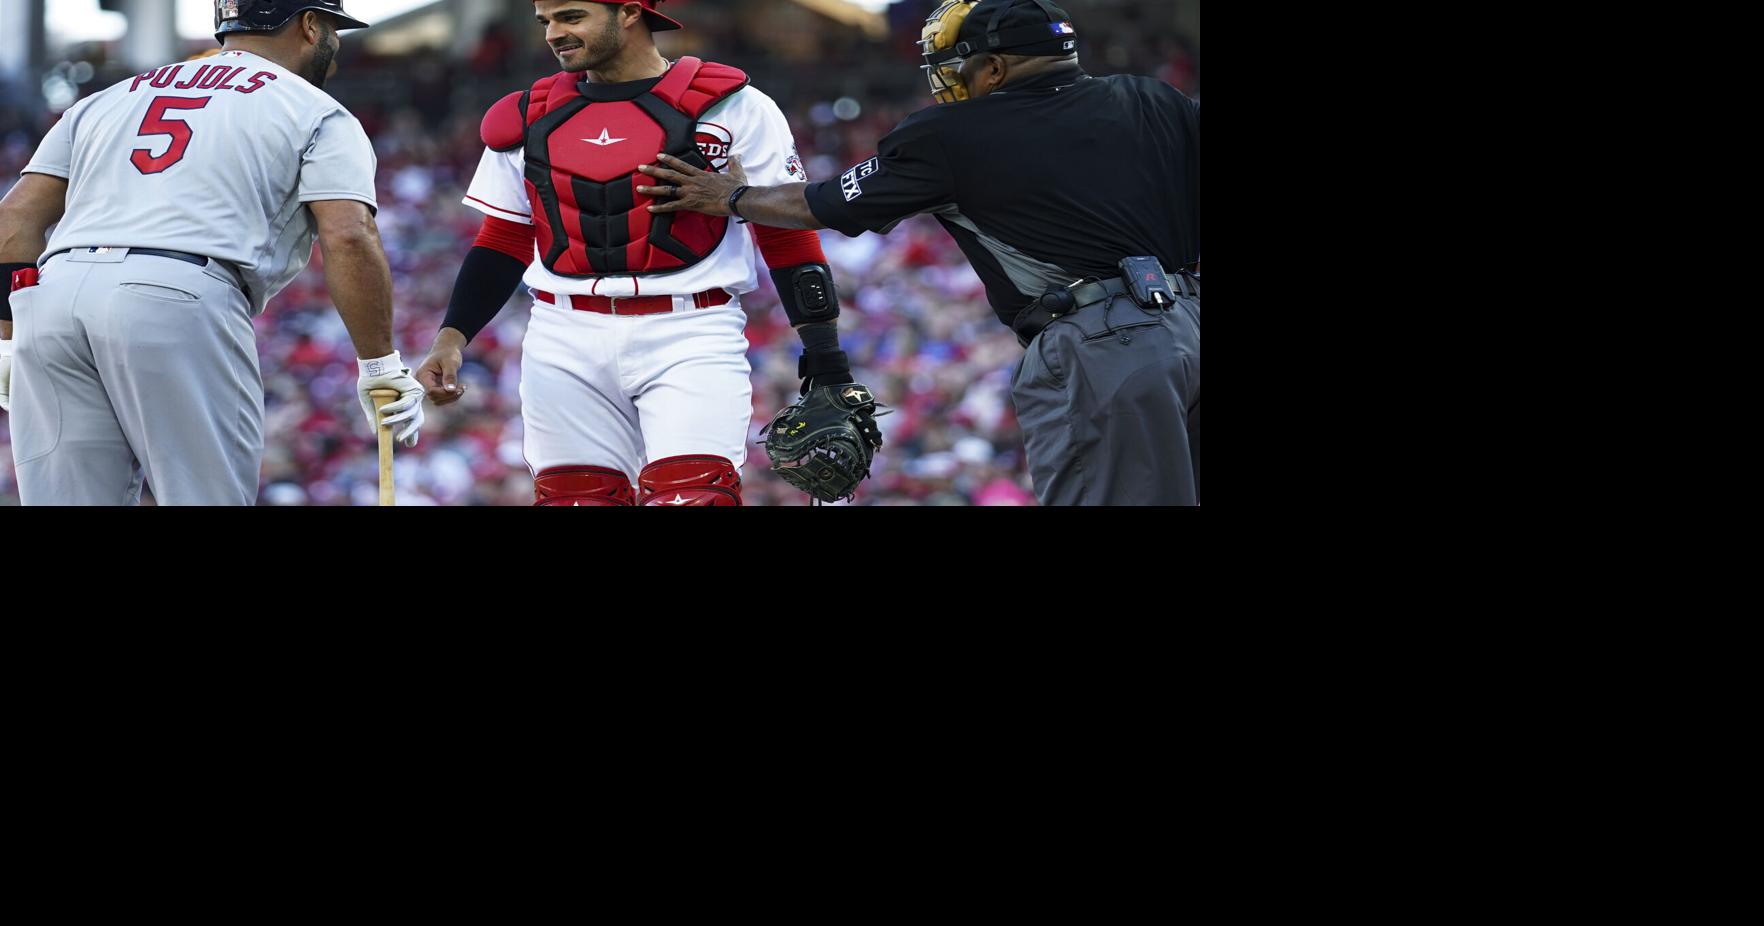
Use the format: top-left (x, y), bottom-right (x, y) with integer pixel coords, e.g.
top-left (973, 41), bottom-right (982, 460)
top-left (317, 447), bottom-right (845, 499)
top-left (481, 91), bottom-right (527, 151)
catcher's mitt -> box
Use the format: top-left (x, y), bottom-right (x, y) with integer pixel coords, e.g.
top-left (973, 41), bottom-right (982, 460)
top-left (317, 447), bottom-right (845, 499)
top-left (762, 383), bottom-right (884, 503)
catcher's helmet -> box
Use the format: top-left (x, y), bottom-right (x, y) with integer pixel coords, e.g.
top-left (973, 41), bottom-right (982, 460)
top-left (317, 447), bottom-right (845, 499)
top-left (214, 0), bottom-right (369, 44)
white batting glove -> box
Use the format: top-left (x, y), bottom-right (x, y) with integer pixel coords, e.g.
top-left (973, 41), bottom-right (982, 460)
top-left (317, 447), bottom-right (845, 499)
top-left (0, 338), bottom-right (13, 413)
top-left (357, 351), bottom-right (425, 448)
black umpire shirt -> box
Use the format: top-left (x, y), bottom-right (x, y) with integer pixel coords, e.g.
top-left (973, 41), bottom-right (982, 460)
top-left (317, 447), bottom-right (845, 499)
top-left (805, 67), bottom-right (1200, 328)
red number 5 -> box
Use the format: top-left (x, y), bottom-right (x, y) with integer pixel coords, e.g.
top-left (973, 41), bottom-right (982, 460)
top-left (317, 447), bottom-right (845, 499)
top-left (130, 96), bottom-right (210, 175)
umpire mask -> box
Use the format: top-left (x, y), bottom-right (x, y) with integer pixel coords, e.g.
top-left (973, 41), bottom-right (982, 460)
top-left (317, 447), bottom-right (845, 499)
top-left (920, 1), bottom-right (980, 104)
top-left (919, 0), bottom-right (1078, 104)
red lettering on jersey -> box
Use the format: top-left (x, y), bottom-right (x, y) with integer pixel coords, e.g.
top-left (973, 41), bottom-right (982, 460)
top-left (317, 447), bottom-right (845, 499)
top-left (212, 67), bottom-right (245, 91)
top-left (195, 67), bottom-right (231, 90)
top-left (148, 66), bottom-right (182, 89)
top-left (130, 68), bottom-right (162, 92)
top-left (174, 65), bottom-right (212, 90)
top-left (234, 72), bottom-right (277, 94)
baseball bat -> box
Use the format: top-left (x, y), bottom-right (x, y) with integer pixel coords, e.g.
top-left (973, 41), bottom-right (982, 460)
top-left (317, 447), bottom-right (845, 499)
top-left (370, 388), bottom-right (399, 507)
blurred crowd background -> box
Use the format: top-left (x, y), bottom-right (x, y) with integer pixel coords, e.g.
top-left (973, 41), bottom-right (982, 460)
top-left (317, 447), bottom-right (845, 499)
top-left (0, 0), bottom-right (1199, 505)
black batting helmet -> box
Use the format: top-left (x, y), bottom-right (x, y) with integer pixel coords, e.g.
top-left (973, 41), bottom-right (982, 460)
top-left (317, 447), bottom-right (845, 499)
top-left (214, 0), bottom-right (370, 44)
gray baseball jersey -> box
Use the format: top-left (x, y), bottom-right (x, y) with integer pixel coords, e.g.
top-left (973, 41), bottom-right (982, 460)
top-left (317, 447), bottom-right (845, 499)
top-left (24, 49), bottom-right (377, 316)
top-left (8, 50), bottom-right (377, 505)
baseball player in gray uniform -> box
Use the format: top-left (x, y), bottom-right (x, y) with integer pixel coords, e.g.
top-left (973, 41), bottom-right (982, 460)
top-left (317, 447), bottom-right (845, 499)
top-left (0, 0), bottom-right (424, 505)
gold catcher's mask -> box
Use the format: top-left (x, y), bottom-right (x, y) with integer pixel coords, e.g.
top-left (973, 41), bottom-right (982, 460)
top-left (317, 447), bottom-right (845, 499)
top-left (920, 1), bottom-right (980, 104)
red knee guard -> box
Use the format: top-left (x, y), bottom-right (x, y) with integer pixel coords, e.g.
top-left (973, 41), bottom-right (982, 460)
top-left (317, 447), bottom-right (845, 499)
top-left (638, 455), bottom-right (742, 506)
top-left (534, 466), bottom-right (635, 506)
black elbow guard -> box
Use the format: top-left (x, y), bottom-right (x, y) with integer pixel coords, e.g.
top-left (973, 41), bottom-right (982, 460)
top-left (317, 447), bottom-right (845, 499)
top-left (771, 263), bottom-right (840, 327)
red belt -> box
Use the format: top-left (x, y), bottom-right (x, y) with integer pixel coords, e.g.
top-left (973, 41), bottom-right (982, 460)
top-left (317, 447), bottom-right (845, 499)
top-left (534, 287), bottom-right (732, 315)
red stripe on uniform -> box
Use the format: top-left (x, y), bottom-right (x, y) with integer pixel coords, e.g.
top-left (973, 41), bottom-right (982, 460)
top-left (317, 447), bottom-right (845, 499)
top-left (465, 195), bottom-right (531, 220)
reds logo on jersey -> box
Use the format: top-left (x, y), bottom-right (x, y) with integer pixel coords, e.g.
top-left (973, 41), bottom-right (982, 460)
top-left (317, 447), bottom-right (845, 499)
top-left (695, 123), bottom-right (732, 171)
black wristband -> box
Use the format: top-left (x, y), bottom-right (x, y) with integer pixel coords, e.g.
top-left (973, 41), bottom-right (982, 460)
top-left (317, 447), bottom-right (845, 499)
top-left (728, 185), bottom-right (751, 224)
top-left (798, 351), bottom-right (854, 391)
top-left (796, 321), bottom-right (852, 389)
top-left (442, 247), bottom-right (529, 343)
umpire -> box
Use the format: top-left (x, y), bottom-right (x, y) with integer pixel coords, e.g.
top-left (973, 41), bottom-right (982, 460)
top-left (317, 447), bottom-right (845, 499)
top-left (640, 0), bottom-right (1199, 505)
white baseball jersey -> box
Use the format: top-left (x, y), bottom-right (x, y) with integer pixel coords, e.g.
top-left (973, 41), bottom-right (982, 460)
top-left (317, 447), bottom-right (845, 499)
top-left (23, 50), bottom-right (377, 316)
top-left (462, 83), bottom-right (806, 298)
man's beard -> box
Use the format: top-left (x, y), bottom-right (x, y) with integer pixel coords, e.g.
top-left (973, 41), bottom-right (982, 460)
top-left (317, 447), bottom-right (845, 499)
top-left (559, 15), bottom-right (622, 73)
top-left (306, 27), bottom-right (338, 88)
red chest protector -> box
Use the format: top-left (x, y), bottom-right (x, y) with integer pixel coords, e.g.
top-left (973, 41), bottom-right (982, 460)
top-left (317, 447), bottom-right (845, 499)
top-left (481, 57), bottom-right (748, 277)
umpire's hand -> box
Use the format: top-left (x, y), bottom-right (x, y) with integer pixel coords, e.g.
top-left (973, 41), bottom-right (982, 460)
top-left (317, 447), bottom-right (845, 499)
top-left (638, 153), bottom-right (747, 216)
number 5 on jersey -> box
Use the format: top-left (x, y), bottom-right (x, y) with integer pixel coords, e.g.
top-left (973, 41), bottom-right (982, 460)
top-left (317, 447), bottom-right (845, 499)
top-left (131, 96), bottom-right (210, 175)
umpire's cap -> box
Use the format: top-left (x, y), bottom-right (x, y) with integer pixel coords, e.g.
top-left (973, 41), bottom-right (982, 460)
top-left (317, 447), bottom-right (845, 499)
top-left (921, 0), bottom-right (1077, 103)
top-left (214, 0), bottom-right (369, 44)
top-left (961, 0), bottom-right (1076, 57)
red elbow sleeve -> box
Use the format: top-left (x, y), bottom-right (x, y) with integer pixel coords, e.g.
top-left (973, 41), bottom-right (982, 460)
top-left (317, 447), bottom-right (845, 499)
top-left (752, 225), bottom-right (826, 269)
top-left (474, 215), bottom-right (536, 262)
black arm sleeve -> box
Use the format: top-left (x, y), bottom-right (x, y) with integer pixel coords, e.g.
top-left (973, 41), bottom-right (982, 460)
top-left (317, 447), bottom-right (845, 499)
top-left (442, 247), bottom-right (528, 343)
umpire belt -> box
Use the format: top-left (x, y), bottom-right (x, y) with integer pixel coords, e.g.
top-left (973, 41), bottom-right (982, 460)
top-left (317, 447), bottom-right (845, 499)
top-left (48, 246), bottom-right (248, 296)
top-left (1012, 272), bottom-right (1200, 347)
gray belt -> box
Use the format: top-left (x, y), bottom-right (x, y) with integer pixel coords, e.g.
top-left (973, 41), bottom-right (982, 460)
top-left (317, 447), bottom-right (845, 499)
top-left (49, 246), bottom-right (248, 297)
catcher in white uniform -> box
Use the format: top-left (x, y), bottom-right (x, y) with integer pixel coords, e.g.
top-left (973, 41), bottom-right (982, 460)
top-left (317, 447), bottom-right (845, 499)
top-left (0, 0), bottom-right (425, 505)
top-left (415, 0), bottom-right (881, 506)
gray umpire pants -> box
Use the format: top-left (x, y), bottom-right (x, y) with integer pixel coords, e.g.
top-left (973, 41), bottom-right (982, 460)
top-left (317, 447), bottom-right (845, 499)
top-left (8, 248), bottom-right (262, 505)
top-left (1012, 279), bottom-right (1200, 506)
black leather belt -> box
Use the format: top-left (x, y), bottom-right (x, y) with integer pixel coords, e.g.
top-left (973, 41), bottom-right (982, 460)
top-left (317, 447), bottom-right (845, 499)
top-left (1070, 272), bottom-right (1200, 308)
top-left (51, 247), bottom-right (248, 298)
top-left (130, 247), bottom-right (209, 267)
top-left (1012, 272), bottom-right (1200, 347)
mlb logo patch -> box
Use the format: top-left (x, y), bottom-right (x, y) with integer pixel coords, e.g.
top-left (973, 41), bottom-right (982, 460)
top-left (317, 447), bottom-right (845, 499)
top-left (1050, 21), bottom-right (1075, 35)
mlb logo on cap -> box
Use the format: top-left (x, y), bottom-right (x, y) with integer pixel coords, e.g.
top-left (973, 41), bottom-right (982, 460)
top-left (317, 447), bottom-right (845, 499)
top-left (1050, 21), bottom-right (1075, 34)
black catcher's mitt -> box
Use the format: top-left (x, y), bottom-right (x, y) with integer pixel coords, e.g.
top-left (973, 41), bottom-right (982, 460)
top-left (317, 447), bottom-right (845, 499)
top-left (762, 383), bottom-right (884, 503)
